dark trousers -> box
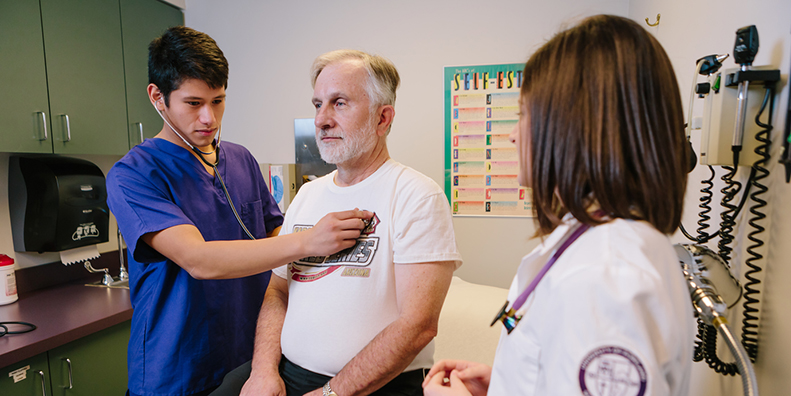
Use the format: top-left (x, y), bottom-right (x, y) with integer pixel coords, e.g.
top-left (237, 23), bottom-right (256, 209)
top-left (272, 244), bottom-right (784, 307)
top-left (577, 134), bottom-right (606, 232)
top-left (210, 356), bottom-right (426, 396)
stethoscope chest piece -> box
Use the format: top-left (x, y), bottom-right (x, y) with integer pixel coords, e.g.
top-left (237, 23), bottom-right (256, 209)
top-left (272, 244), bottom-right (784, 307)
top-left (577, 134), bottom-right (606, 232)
top-left (490, 219), bottom-right (594, 335)
top-left (491, 300), bottom-right (522, 334)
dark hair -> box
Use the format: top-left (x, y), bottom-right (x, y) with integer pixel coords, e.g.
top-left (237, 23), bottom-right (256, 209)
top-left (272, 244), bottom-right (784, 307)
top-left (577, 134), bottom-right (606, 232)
top-left (148, 26), bottom-right (228, 106)
top-left (522, 15), bottom-right (686, 235)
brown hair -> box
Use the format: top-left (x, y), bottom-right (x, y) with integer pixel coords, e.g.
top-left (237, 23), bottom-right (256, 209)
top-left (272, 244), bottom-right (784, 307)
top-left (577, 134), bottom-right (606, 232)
top-left (522, 15), bottom-right (686, 235)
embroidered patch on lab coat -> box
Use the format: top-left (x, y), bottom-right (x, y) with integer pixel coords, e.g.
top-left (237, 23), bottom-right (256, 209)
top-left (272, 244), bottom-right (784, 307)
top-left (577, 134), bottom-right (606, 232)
top-left (578, 345), bottom-right (647, 396)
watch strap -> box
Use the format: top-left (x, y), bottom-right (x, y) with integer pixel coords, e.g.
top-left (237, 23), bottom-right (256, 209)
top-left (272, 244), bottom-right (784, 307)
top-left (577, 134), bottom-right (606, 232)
top-left (323, 380), bottom-right (338, 396)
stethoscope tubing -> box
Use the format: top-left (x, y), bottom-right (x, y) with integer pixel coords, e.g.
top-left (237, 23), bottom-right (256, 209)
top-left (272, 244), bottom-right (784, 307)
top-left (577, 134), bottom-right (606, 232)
top-left (213, 163), bottom-right (256, 240)
top-left (492, 220), bottom-right (592, 334)
top-left (0, 321), bottom-right (37, 337)
top-left (156, 102), bottom-right (255, 241)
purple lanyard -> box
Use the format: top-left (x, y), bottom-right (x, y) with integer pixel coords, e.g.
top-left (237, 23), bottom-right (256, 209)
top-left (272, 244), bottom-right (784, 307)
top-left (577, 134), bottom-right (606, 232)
top-left (492, 221), bottom-right (591, 333)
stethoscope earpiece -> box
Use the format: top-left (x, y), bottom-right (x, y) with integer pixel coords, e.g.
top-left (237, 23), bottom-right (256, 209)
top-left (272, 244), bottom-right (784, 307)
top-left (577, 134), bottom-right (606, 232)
top-left (149, 97), bottom-right (253, 240)
top-left (151, 96), bottom-right (223, 159)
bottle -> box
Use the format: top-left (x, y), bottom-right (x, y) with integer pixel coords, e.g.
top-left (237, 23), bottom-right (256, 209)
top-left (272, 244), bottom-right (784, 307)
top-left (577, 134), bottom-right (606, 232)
top-left (0, 254), bottom-right (18, 305)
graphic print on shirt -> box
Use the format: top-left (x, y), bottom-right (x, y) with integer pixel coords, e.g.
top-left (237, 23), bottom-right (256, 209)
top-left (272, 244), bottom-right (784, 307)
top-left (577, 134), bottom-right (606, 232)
top-left (288, 213), bottom-right (381, 282)
top-left (579, 345), bottom-right (647, 396)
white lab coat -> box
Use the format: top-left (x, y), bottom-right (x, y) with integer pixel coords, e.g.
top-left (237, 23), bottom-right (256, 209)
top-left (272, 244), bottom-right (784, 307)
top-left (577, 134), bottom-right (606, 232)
top-left (487, 216), bottom-right (694, 396)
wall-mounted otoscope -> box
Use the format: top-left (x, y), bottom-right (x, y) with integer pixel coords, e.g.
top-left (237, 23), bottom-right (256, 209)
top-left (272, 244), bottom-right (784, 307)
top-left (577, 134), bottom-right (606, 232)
top-left (731, 25), bottom-right (759, 165)
top-left (675, 244), bottom-right (758, 396)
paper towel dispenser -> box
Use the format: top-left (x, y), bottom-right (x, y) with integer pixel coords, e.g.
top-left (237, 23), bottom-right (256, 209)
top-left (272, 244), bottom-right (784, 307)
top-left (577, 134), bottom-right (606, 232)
top-left (8, 155), bottom-right (109, 253)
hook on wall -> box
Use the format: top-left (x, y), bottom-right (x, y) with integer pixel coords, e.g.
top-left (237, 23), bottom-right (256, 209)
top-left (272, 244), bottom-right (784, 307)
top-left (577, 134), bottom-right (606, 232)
top-left (645, 13), bottom-right (661, 27)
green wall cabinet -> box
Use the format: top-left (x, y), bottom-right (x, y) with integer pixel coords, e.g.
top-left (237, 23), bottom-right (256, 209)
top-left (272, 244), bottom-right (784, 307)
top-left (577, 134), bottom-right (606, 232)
top-left (121, 0), bottom-right (184, 148)
top-left (0, 0), bottom-right (183, 155)
top-left (0, 321), bottom-right (130, 396)
top-left (40, 0), bottom-right (129, 155)
top-left (0, 0), bottom-right (53, 153)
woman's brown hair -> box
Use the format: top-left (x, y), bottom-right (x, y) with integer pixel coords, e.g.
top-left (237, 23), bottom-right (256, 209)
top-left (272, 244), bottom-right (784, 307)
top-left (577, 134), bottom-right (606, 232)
top-left (522, 14), bottom-right (687, 235)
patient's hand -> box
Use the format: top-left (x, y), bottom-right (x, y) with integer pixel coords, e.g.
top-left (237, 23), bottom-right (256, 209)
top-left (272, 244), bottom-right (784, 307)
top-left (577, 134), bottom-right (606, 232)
top-left (423, 360), bottom-right (491, 396)
top-left (240, 371), bottom-right (285, 396)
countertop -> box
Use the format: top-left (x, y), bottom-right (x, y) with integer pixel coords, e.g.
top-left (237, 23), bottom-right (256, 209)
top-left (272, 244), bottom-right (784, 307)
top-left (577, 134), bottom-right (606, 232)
top-left (0, 279), bottom-right (132, 367)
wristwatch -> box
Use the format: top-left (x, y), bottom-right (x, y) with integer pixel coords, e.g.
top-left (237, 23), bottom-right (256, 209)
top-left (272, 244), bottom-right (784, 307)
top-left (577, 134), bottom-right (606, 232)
top-left (323, 380), bottom-right (338, 396)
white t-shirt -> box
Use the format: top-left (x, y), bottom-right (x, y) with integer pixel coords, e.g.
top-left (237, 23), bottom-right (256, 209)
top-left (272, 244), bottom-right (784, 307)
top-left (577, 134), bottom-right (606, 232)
top-left (487, 217), bottom-right (694, 396)
top-left (273, 159), bottom-right (462, 376)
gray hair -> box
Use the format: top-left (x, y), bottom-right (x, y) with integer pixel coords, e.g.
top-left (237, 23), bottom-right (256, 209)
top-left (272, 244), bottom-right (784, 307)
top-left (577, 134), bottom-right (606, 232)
top-left (310, 49), bottom-right (400, 112)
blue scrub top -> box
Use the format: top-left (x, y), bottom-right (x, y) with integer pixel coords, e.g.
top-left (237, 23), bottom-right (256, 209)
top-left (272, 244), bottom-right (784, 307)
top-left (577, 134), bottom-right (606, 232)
top-left (107, 138), bottom-right (283, 396)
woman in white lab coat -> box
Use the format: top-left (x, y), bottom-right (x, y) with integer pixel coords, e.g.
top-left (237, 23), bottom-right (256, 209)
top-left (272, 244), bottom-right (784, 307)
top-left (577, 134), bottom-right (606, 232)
top-left (423, 14), bottom-right (694, 396)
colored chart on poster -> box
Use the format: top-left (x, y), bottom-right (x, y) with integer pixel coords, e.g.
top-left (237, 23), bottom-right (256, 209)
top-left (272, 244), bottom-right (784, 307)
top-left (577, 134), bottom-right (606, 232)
top-left (444, 63), bottom-right (533, 217)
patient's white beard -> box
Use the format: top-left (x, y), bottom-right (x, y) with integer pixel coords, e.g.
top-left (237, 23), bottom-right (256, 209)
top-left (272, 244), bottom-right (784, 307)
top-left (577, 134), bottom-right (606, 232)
top-left (317, 118), bottom-right (378, 165)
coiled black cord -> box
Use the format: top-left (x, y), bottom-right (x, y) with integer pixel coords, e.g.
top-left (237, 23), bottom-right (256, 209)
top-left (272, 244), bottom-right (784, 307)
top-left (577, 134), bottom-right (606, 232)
top-left (679, 165), bottom-right (754, 244)
top-left (694, 318), bottom-right (739, 375)
top-left (691, 185), bottom-right (740, 376)
top-left (717, 163), bottom-right (741, 263)
top-left (696, 166), bottom-right (716, 242)
top-left (741, 86), bottom-right (774, 362)
top-left (679, 167), bottom-right (715, 243)
top-left (693, 319), bottom-right (705, 362)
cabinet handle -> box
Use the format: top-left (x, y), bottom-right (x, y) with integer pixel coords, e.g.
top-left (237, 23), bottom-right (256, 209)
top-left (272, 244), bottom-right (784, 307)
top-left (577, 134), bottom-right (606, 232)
top-left (62, 358), bottom-right (74, 389)
top-left (62, 114), bottom-right (72, 142)
top-left (137, 122), bottom-right (144, 143)
top-left (36, 112), bottom-right (48, 141)
top-left (37, 370), bottom-right (47, 396)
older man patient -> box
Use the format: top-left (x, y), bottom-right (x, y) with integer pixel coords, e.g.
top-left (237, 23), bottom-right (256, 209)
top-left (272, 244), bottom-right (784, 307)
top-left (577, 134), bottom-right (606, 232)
top-left (211, 50), bottom-right (462, 396)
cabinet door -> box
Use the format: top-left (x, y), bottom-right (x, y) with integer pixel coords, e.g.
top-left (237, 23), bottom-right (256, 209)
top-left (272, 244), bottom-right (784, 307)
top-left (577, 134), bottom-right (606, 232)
top-left (121, 0), bottom-right (184, 148)
top-left (0, 0), bottom-right (54, 153)
top-left (0, 353), bottom-right (53, 396)
top-left (48, 321), bottom-right (131, 396)
top-left (40, 0), bottom-right (129, 155)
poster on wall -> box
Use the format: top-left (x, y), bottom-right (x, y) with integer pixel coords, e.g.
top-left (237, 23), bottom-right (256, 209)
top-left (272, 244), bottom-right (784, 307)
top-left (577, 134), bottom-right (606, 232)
top-left (444, 63), bottom-right (533, 217)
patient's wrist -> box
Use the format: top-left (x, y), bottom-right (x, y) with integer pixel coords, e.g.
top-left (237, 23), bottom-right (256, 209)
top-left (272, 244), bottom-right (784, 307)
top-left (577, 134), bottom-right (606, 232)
top-left (323, 379), bottom-right (339, 396)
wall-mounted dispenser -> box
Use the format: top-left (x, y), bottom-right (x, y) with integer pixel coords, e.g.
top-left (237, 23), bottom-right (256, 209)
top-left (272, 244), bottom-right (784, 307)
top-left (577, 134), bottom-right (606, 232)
top-left (8, 155), bottom-right (109, 253)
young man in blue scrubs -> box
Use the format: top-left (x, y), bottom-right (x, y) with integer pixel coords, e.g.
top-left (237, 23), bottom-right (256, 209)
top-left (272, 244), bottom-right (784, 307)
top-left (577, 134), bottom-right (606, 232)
top-left (106, 26), bottom-right (370, 396)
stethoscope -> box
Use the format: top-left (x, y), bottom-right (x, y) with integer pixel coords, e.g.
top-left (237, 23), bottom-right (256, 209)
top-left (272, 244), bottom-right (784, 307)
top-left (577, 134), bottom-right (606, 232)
top-left (154, 98), bottom-right (256, 240)
top-left (491, 219), bottom-right (592, 334)
top-left (0, 321), bottom-right (36, 337)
